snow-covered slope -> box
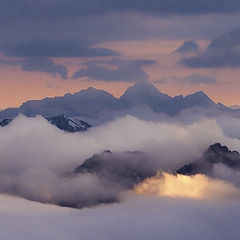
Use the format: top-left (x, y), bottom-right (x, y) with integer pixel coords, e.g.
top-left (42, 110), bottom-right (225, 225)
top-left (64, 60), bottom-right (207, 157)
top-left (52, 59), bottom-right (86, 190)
top-left (0, 115), bottom-right (92, 133)
top-left (47, 115), bottom-right (92, 132)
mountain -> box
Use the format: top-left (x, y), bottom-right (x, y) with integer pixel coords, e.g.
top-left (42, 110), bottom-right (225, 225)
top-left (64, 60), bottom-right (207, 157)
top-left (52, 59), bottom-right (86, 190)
top-left (75, 150), bottom-right (156, 189)
top-left (0, 81), bottom-right (236, 122)
top-left (47, 115), bottom-right (92, 132)
top-left (18, 87), bottom-right (119, 118)
top-left (119, 81), bottom-right (171, 109)
top-left (176, 143), bottom-right (240, 176)
top-left (229, 105), bottom-right (240, 110)
top-left (0, 119), bottom-right (12, 127)
top-left (0, 108), bottom-right (19, 120)
top-left (0, 115), bottom-right (92, 133)
top-left (119, 82), bottom-right (218, 115)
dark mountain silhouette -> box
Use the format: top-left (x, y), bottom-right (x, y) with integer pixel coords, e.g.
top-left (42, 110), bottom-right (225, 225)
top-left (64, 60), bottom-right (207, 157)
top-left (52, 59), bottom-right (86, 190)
top-left (0, 119), bottom-right (12, 127)
top-left (75, 150), bottom-right (157, 189)
top-left (0, 81), bottom-right (235, 122)
top-left (47, 115), bottom-right (91, 132)
top-left (177, 143), bottom-right (240, 175)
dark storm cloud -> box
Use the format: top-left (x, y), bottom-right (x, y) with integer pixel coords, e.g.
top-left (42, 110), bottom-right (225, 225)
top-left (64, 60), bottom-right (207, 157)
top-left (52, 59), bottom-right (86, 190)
top-left (180, 27), bottom-right (240, 68)
top-left (174, 40), bottom-right (199, 54)
top-left (3, 38), bottom-right (118, 58)
top-left (1, 0), bottom-right (240, 21)
top-left (21, 58), bottom-right (68, 79)
top-left (73, 59), bottom-right (156, 82)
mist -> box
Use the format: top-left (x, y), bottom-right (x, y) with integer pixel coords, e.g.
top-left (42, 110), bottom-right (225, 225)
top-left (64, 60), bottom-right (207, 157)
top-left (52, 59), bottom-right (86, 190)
top-left (0, 114), bottom-right (240, 206)
top-left (0, 193), bottom-right (239, 240)
top-left (135, 172), bottom-right (240, 200)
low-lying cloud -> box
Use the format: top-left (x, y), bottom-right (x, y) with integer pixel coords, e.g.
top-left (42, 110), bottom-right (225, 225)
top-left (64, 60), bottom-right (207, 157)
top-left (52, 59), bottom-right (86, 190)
top-left (0, 113), bottom-right (240, 239)
top-left (135, 172), bottom-right (240, 200)
top-left (0, 114), bottom-right (240, 207)
top-left (0, 193), bottom-right (240, 240)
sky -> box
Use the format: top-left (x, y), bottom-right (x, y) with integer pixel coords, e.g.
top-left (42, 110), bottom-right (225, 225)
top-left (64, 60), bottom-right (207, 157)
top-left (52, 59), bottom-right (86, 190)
top-left (1, 1), bottom-right (240, 109)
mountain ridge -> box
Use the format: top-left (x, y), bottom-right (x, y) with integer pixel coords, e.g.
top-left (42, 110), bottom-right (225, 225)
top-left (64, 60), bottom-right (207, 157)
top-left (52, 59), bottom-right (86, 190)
top-left (0, 81), bottom-right (236, 122)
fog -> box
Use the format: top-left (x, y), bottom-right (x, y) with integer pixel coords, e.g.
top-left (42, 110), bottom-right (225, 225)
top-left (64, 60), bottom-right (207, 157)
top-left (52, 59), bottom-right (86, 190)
top-left (135, 172), bottom-right (240, 200)
top-left (0, 193), bottom-right (239, 240)
top-left (1, 114), bottom-right (240, 238)
top-left (0, 114), bottom-right (240, 206)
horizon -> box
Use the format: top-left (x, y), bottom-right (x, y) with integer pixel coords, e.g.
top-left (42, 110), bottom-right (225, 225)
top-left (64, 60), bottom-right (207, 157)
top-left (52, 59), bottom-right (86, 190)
top-left (0, 81), bottom-right (232, 110)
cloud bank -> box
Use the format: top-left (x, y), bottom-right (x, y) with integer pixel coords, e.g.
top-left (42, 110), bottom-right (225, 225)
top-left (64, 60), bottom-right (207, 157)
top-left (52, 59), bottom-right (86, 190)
top-left (135, 172), bottom-right (240, 199)
top-left (181, 27), bottom-right (240, 68)
top-left (73, 59), bottom-right (156, 82)
top-left (1, 0), bottom-right (240, 21)
top-left (0, 193), bottom-right (240, 240)
top-left (0, 113), bottom-right (240, 239)
top-left (3, 38), bottom-right (118, 58)
top-left (21, 57), bottom-right (68, 79)
top-left (156, 73), bottom-right (216, 85)
top-left (174, 40), bottom-right (199, 54)
top-left (0, 114), bottom-right (240, 207)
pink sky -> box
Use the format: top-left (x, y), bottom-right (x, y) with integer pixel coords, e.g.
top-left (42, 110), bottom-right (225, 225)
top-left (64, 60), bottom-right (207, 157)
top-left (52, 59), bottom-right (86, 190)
top-left (1, 39), bottom-right (240, 109)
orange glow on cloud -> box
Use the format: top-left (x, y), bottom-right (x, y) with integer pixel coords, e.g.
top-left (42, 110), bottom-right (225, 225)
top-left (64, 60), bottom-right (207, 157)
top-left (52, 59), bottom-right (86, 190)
top-left (135, 172), bottom-right (240, 200)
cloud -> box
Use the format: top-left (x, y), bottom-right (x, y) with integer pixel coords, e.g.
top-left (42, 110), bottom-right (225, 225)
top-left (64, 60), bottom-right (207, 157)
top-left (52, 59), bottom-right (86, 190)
top-left (83, 58), bottom-right (156, 66)
top-left (0, 114), bottom-right (240, 207)
top-left (3, 38), bottom-right (118, 58)
top-left (0, 4), bottom-right (239, 52)
top-left (135, 172), bottom-right (240, 199)
top-left (0, 193), bottom-right (240, 240)
top-left (21, 57), bottom-right (68, 79)
top-left (212, 163), bottom-right (240, 187)
top-left (174, 40), bottom-right (199, 54)
top-left (180, 27), bottom-right (240, 68)
top-left (154, 73), bottom-right (216, 85)
top-left (0, 56), bottom-right (68, 79)
top-left (1, 0), bottom-right (240, 21)
top-left (0, 59), bottom-right (20, 66)
top-left (172, 73), bottom-right (216, 85)
top-left (46, 83), bottom-right (60, 89)
top-left (152, 78), bottom-right (168, 84)
top-left (73, 59), bottom-right (156, 82)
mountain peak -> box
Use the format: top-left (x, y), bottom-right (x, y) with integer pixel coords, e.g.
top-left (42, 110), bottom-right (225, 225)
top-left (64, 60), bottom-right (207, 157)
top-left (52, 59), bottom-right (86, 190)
top-left (193, 91), bottom-right (210, 98)
top-left (119, 81), bottom-right (172, 112)
top-left (127, 80), bottom-right (161, 93)
top-left (47, 114), bottom-right (92, 132)
top-left (184, 90), bottom-right (214, 105)
top-left (78, 86), bottom-right (112, 96)
top-left (121, 81), bottom-right (170, 101)
top-left (177, 143), bottom-right (240, 176)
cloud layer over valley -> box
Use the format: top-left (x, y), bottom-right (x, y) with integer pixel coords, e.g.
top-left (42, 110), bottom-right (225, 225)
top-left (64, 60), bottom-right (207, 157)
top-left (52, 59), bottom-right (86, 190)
top-left (0, 114), bottom-right (240, 207)
top-left (0, 112), bottom-right (240, 238)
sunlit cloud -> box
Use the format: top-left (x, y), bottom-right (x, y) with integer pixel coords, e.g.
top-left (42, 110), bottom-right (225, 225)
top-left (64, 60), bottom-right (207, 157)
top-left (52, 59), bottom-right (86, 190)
top-left (135, 172), bottom-right (240, 200)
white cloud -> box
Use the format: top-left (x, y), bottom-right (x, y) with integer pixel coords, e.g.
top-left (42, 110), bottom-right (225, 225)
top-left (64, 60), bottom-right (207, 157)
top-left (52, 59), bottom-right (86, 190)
top-left (0, 114), bottom-right (240, 206)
